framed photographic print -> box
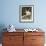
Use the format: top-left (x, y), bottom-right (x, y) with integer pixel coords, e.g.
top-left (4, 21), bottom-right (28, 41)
top-left (19, 5), bottom-right (34, 23)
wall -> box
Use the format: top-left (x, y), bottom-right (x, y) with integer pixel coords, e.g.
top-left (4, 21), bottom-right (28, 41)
top-left (0, 0), bottom-right (38, 29)
top-left (0, 0), bottom-right (46, 44)
top-left (0, 0), bottom-right (46, 29)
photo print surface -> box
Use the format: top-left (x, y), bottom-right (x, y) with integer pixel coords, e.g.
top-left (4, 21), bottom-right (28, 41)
top-left (19, 5), bottom-right (34, 22)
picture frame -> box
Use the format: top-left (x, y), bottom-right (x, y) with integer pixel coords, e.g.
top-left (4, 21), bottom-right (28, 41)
top-left (19, 5), bottom-right (34, 23)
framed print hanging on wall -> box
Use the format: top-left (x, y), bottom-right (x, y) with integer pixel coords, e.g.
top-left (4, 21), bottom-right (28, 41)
top-left (19, 5), bottom-right (34, 23)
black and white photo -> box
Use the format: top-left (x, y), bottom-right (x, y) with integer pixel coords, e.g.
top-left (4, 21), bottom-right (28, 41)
top-left (19, 5), bottom-right (34, 22)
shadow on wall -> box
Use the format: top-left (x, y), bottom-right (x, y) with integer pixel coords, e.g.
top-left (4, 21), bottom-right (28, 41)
top-left (0, 24), bottom-right (7, 43)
